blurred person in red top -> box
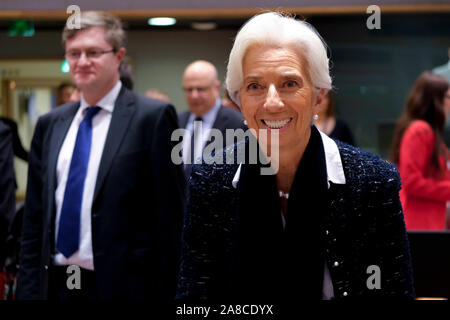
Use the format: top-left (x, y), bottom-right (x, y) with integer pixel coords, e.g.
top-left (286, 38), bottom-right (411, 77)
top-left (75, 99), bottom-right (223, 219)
top-left (391, 71), bottom-right (450, 230)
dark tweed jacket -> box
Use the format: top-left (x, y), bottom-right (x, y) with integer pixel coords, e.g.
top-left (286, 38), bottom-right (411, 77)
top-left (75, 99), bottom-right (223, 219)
top-left (177, 139), bottom-right (415, 300)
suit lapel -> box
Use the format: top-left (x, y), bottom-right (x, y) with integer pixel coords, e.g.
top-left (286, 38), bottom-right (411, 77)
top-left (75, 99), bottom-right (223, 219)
top-left (211, 105), bottom-right (227, 133)
top-left (205, 106), bottom-right (228, 151)
top-left (324, 144), bottom-right (351, 237)
top-left (179, 111), bottom-right (190, 129)
top-left (93, 87), bottom-right (135, 201)
top-left (46, 102), bottom-right (80, 226)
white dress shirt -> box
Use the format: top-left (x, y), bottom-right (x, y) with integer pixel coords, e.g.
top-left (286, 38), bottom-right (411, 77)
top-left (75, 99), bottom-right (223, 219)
top-left (182, 99), bottom-right (221, 164)
top-left (231, 129), bottom-right (346, 300)
top-left (54, 80), bottom-right (122, 270)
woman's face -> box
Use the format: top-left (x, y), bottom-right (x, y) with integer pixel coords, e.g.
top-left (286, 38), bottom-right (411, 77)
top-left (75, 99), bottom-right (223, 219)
top-left (239, 44), bottom-right (323, 150)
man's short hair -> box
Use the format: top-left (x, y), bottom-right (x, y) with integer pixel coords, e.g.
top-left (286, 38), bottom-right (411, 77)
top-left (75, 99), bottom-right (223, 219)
top-left (62, 11), bottom-right (126, 51)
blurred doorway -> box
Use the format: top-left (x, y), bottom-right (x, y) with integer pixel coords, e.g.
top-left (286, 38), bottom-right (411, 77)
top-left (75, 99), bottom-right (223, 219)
top-left (0, 59), bottom-right (71, 200)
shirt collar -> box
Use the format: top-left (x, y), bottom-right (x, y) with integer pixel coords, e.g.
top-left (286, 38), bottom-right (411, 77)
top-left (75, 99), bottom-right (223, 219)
top-left (188, 98), bottom-right (221, 126)
top-left (318, 129), bottom-right (346, 187)
top-left (80, 80), bottom-right (122, 114)
top-left (232, 129), bottom-right (346, 189)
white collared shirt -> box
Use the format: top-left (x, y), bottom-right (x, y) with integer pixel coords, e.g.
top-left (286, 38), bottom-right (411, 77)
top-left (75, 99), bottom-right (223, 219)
top-left (54, 80), bottom-right (122, 270)
top-left (231, 129), bottom-right (346, 300)
top-left (182, 99), bottom-right (221, 164)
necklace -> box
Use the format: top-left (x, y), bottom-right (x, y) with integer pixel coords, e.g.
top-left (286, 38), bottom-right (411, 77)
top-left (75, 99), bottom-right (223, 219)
top-left (279, 190), bottom-right (289, 199)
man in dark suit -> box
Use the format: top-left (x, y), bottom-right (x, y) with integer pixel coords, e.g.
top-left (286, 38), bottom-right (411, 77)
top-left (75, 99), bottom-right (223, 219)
top-left (0, 120), bottom-right (15, 273)
top-left (17, 11), bottom-right (185, 300)
top-left (0, 117), bottom-right (29, 162)
top-left (179, 60), bottom-right (245, 176)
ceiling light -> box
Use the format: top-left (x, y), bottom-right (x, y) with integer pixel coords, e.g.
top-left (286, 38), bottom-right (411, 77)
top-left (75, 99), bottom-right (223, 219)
top-left (148, 17), bottom-right (176, 26)
top-left (191, 22), bottom-right (217, 31)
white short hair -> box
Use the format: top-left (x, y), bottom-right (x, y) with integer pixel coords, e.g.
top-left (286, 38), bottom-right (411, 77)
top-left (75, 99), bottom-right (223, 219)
top-left (226, 12), bottom-right (332, 106)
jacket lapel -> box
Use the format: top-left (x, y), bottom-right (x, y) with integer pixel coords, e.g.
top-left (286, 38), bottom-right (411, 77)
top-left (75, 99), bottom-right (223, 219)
top-left (179, 111), bottom-right (190, 129)
top-left (205, 105), bottom-right (229, 151)
top-left (93, 87), bottom-right (136, 201)
top-left (211, 105), bottom-right (227, 133)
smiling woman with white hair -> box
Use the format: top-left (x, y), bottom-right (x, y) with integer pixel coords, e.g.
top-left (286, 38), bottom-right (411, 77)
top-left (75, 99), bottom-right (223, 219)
top-left (176, 12), bottom-right (414, 302)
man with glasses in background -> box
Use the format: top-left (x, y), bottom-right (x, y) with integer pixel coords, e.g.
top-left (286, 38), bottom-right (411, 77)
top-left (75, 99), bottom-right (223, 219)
top-left (179, 60), bottom-right (245, 177)
top-left (17, 11), bottom-right (185, 300)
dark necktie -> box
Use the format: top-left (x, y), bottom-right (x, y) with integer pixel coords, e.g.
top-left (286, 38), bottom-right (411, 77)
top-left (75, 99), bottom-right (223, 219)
top-left (56, 106), bottom-right (101, 258)
top-left (184, 116), bottom-right (202, 178)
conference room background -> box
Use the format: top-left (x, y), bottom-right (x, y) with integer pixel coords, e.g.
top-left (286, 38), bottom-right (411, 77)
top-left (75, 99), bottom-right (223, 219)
top-left (0, 1), bottom-right (449, 300)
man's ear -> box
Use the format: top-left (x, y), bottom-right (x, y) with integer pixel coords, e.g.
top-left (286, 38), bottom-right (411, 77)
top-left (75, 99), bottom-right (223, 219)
top-left (215, 79), bottom-right (221, 90)
top-left (214, 80), bottom-right (221, 97)
top-left (312, 88), bottom-right (327, 115)
top-left (116, 47), bottom-right (126, 64)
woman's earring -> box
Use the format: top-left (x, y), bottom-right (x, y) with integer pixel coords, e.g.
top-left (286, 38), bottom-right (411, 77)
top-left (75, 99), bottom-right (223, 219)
top-left (243, 120), bottom-right (248, 126)
top-left (313, 114), bottom-right (319, 121)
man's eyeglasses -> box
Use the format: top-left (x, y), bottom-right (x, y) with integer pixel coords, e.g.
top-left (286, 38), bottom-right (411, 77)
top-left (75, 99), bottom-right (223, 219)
top-left (65, 49), bottom-right (115, 61)
top-left (183, 85), bottom-right (213, 94)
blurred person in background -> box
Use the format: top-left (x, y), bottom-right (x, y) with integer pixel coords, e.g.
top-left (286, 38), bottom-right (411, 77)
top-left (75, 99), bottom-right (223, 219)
top-left (69, 87), bottom-right (81, 102)
top-left (391, 71), bottom-right (450, 230)
top-left (0, 117), bottom-right (29, 162)
top-left (145, 89), bottom-right (170, 103)
top-left (179, 60), bottom-right (245, 178)
top-left (314, 91), bottom-right (354, 146)
top-left (0, 120), bottom-right (15, 300)
top-left (56, 82), bottom-right (75, 106)
top-left (221, 89), bottom-right (240, 112)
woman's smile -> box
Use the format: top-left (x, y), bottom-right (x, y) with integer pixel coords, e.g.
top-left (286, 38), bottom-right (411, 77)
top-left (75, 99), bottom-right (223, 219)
top-left (261, 118), bottom-right (293, 131)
